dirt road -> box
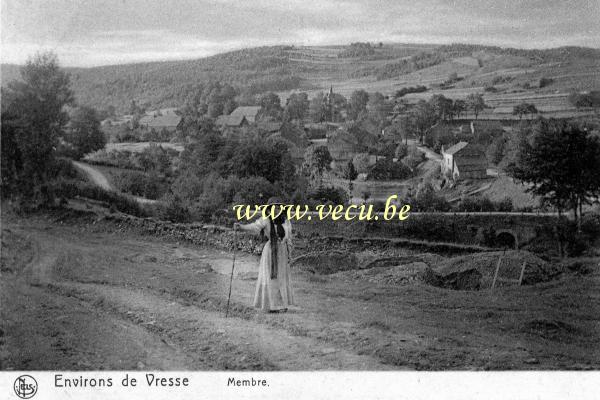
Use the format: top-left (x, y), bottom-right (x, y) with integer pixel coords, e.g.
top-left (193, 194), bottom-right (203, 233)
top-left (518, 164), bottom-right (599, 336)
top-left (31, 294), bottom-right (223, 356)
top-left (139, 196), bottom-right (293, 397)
top-left (2, 211), bottom-right (599, 370)
top-left (73, 161), bottom-right (113, 191)
top-left (72, 161), bottom-right (158, 204)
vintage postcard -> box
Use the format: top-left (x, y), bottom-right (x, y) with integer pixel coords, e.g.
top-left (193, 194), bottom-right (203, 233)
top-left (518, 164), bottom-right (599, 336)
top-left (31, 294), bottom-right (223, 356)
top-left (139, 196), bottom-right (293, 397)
top-left (1, 1), bottom-right (599, 399)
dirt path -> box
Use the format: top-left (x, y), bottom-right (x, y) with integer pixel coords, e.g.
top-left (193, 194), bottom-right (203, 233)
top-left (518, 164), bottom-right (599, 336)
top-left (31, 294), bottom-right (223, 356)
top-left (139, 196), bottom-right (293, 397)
top-left (2, 214), bottom-right (599, 370)
top-left (73, 161), bottom-right (113, 191)
top-left (2, 220), bottom-right (388, 370)
top-left (72, 161), bottom-right (158, 204)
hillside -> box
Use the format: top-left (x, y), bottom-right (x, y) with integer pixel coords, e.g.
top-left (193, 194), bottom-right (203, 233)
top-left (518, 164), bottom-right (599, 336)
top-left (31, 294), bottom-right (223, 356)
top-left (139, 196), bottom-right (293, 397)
top-left (2, 43), bottom-right (599, 115)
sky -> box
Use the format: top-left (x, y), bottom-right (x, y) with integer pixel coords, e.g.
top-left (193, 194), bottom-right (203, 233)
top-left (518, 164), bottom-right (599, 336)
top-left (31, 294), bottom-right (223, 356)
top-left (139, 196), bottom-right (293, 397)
top-left (2, 0), bottom-right (599, 67)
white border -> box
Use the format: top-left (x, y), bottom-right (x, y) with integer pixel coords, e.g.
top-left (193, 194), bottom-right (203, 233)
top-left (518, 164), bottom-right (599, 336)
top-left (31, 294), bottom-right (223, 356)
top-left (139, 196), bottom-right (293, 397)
top-left (2, 371), bottom-right (600, 400)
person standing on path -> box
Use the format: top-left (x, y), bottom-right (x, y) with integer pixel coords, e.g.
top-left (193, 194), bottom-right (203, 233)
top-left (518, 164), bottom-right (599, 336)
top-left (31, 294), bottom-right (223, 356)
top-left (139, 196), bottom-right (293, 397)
top-left (234, 197), bottom-right (295, 313)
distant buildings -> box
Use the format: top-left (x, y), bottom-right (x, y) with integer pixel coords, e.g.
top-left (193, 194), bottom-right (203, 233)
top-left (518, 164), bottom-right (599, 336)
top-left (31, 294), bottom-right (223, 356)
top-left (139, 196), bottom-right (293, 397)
top-left (441, 141), bottom-right (488, 180)
top-left (215, 105), bottom-right (264, 131)
top-left (215, 114), bottom-right (249, 128)
top-left (228, 106), bottom-right (261, 123)
top-left (138, 113), bottom-right (183, 132)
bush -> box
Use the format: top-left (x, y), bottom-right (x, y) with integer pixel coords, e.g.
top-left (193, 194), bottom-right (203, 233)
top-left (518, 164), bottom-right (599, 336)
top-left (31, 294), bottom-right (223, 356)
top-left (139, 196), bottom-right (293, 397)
top-left (456, 196), bottom-right (495, 212)
top-left (401, 146), bottom-right (426, 170)
top-left (368, 158), bottom-right (412, 180)
top-left (48, 158), bottom-right (80, 180)
top-left (308, 186), bottom-right (348, 205)
top-left (157, 194), bottom-right (190, 222)
top-left (353, 153), bottom-right (372, 173)
top-left (394, 85), bottom-right (427, 98)
top-left (496, 197), bottom-right (513, 212)
top-left (581, 212), bottom-right (600, 238)
top-left (539, 77), bottom-right (554, 88)
top-left (52, 178), bottom-right (150, 217)
top-left (113, 170), bottom-right (168, 200)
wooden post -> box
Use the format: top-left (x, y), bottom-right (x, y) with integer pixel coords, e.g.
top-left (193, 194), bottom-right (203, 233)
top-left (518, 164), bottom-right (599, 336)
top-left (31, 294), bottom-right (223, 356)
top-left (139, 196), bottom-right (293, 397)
top-left (518, 261), bottom-right (526, 286)
top-left (491, 252), bottom-right (504, 291)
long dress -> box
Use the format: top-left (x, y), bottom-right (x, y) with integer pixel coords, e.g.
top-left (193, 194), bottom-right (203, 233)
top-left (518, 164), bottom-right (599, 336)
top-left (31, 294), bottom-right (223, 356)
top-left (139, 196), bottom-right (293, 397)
top-left (243, 217), bottom-right (295, 311)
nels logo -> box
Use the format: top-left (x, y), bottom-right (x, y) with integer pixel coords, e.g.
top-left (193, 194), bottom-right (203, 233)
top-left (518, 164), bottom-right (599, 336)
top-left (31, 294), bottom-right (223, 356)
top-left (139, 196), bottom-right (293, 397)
top-left (13, 375), bottom-right (38, 399)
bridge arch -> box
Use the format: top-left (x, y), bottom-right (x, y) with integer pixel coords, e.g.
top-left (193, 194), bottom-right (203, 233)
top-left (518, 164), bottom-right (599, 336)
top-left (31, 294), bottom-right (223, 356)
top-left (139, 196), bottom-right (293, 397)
top-left (495, 229), bottom-right (518, 249)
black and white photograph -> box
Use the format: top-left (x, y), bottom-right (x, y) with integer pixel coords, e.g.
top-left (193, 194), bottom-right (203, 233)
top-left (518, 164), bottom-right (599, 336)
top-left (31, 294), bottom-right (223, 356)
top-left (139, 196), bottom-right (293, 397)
top-left (1, 0), bottom-right (600, 398)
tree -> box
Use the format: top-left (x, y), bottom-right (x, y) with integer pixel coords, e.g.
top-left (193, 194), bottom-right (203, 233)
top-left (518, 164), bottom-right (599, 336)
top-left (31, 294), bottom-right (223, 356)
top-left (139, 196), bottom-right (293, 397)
top-left (342, 160), bottom-right (358, 193)
top-left (302, 145), bottom-right (332, 188)
top-left (568, 91), bottom-right (600, 110)
top-left (259, 92), bottom-right (283, 120)
top-left (466, 93), bottom-right (486, 119)
top-left (512, 102), bottom-right (538, 120)
top-left (63, 106), bottom-right (106, 159)
top-left (409, 100), bottom-right (438, 143)
top-left (453, 99), bottom-right (466, 119)
top-left (430, 94), bottom-right (453, 121)
top-left (486, 135), bottom-right (507, 165)
top-left (366, 92), bottom-right (387, 125)
top-left (284, 92), bottom-right (309, 121)
top-left (222, 99), bottom-right (237, 115)
top-left (309, 92), bottom-right (328, 122)
top-left (539, 77), bottom-right (554, 88)
top-left (509, 120), bottom-right (600, 230)
top-left (348, 89), bottom-right (369, 120)
top-left (129, 99), bottom-right (142, 115)
top-left (395, 143), bottom-right (408, 160)
top-left (2, 52), bottom-right (73, 201)
top-left (329, 93), bottom-right (348, 122)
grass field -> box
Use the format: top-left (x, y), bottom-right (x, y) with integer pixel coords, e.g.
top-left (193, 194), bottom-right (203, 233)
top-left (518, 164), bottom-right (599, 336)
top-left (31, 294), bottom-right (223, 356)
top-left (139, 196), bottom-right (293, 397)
top-left (105, 142), bottom-right (184, 153)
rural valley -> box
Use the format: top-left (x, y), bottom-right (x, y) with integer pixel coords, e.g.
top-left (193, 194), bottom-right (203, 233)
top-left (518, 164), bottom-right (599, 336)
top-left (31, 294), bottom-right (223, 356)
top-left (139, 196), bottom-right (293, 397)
top-left (2, 39), bottom-right (600, 372)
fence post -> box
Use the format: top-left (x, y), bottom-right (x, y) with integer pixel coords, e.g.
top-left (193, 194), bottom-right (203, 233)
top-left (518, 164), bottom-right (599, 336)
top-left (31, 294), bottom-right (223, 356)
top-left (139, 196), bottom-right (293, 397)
top-left (490, 249), bottom-right (505, 291)
top-left (518, 261), bottom-right (526, 285)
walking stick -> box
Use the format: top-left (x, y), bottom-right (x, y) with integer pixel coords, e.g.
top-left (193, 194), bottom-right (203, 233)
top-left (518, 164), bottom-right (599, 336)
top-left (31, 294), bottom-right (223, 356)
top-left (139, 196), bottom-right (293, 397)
top-left (225, 224), bottom-right (237, 318)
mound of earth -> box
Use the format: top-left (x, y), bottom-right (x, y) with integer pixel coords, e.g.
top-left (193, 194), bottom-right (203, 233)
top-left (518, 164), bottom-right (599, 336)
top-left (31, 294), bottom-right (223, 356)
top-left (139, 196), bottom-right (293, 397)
top-left (292, 250), bottom-right (359, 275)
top-left (434, 250), bottom-right (551, 288)
top-left (333, 262), bottom-right (432, 285)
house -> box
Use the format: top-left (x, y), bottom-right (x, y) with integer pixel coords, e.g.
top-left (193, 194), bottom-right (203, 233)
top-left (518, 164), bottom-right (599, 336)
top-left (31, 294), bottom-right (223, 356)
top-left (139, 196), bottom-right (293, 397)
top-left (138, 114), bottom-right (182, 132)
top-left (327, 130), bottom-right (363, 168)
top-left (256, 121), bottom-right (283, 134)
top-left (145, 107), bottom-right (179, 117)
top-left (101, 114), bottom-right (133, 127)
top-left (268, 127), bottom-right (309, 165)
top-left (215, 114), bottom-right (249, 128)
top-left (441, 141), bottom-right (488, 180)
top-left (229, 106), bottom-right (261, 123)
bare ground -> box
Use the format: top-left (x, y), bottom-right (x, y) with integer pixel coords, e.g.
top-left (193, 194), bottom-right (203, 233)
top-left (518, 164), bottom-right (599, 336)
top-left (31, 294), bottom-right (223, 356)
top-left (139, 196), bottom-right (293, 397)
top-left (1, 212), bottom-right (599, 371)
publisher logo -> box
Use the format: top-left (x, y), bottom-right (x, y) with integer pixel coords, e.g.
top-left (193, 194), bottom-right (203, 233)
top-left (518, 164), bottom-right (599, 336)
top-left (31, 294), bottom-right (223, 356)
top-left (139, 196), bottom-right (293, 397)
top-left (13, 375), bottom-right (37, 399)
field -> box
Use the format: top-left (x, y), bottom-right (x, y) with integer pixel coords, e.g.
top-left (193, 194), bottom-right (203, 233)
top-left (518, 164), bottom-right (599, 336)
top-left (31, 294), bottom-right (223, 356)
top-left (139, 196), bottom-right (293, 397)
top-left (104, 142), bottom-right (184, 153)
top-left (2, 207), bottom-right (599, 370)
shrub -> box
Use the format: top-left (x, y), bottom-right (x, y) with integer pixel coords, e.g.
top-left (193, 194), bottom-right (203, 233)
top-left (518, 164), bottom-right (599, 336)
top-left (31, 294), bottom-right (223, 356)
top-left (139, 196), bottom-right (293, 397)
top-left (308, 186), bottom-right (348, 205)
top-left (394, 85), bottom-right (427, 98)
top-left (539, 77), bottom-right (554, 88)
top-left (581, 212), bottom-right (600, 238)
top-left (113, 170), bottom-right (168, 200)
top-left (456, 196), bottom-right (495, 212)
top-left (496, 197), bottom-right (513, 212)
top-left (52, 178), bottom-right (150, 217)
top-left (401, 146), bottom-right (426, 170)
top-left (48, 158), bottom-right (80, 180)
top-left (412, 184), bottom-right (450, 211)
top-left (157, 194), bottom-right (190, 222)
top-left (368, 158), bottom-right (412, 180)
